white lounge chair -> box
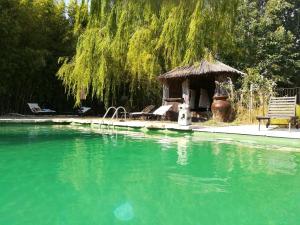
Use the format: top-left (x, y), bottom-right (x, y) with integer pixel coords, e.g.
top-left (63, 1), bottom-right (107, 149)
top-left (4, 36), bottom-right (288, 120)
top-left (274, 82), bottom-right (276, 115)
top-left (27, 103), bottom-right (56, 114)
top-left (130, 105), bottom-right (155, 118)
top-left (146, 105), bottom-right (173, 119)
top-left (78, 107), bottom-right (91, 115)
top-left (153, 105), bottom-right (173, 115)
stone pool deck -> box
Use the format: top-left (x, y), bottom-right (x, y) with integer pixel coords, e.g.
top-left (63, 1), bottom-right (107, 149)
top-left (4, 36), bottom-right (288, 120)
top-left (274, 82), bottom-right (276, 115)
top-left (0, 116), bottom-right (300, 140)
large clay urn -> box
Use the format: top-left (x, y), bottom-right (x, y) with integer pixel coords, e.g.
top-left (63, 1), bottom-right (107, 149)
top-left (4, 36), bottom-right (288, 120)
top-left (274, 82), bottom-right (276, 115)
top-left (211, 95), bottom-right (231, 122)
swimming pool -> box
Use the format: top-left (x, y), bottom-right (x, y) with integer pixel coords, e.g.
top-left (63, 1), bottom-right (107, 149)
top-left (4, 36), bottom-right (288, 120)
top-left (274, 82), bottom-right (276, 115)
top-left (0, 124), bottom-right (300, 225)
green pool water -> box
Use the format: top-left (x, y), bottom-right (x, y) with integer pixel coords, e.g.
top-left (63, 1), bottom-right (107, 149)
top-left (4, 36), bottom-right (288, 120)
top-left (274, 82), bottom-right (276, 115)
top-left (1, 124), bottom-right (300, 225)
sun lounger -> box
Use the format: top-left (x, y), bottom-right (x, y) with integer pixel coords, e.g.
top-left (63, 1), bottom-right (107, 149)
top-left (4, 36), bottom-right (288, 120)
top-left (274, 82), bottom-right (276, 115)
top-left (146, 105), bottom-right (173, 120)
top-left (256, 96), bottom-right (298, 131)
top-left (27, 103), bottom-right (56, 115)
top-left (78, 106), bottom-right (91, 115)
top-left (130, 105), bottom-right (155, 118)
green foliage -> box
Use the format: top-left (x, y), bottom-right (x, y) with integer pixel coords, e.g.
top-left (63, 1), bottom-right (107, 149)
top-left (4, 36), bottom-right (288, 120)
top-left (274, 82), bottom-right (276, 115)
top-left (58, 0), bottom-right (240, 108)
top-left (0, 0), bottom-right (299, 114)
top-left (241, 68), bottom-right (276, 101)
top-left (231, 0), bottom-right (299, 85)
top-left (0, 0), bottom-right (75, 114)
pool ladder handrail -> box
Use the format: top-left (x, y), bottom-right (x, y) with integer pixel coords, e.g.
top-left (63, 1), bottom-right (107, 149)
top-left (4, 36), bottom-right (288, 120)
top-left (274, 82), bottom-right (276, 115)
top-left (111, 106), bottom-right (127, 121)
top-left (99, 106), bottom-right (127, 129)
top-left (99, 106), bottom-right (117, 128)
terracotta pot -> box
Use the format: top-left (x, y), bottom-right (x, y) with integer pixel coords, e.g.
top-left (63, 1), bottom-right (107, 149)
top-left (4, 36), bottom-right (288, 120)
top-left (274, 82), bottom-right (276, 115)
top-left (211, 95), bottom-right (231, 122)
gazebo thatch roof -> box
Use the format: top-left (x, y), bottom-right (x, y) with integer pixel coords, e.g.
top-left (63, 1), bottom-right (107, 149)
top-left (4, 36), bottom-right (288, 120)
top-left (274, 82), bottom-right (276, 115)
top-left (158, 60), bottom-right (245, 80)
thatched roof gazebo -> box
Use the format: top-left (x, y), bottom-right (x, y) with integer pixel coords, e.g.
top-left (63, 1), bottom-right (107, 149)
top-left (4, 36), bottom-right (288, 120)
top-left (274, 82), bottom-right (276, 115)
top-left (159, 60), bottom-right (245, 80)
top-left (158, 60), bottom-right (245, 120)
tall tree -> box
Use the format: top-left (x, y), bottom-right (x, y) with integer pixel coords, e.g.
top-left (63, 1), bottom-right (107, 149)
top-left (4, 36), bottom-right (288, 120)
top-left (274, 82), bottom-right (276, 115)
top-left (0, 0), bottom-right (75, 114)
top-left (57, 0), bottom-right (239, 108)
top-left (230, 0), bottom-right (299, 86)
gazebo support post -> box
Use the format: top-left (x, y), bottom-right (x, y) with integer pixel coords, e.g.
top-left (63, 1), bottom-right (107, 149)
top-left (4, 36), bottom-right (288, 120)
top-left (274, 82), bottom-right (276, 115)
top-left (182, 79), bottom-right (190, 108)
top-left (162, 82), bottom-right (169, 105)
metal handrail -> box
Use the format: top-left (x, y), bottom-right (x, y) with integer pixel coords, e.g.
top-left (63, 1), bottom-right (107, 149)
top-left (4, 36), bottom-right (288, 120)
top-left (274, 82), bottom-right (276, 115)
top-left (111, 106), bottom-right (127, 121)
top-left (102, 106), bottom-right (117, 119)
top-left (96, 106), bottom-right (127, 130)
top-left (99, 106), bottom-right (117, 127)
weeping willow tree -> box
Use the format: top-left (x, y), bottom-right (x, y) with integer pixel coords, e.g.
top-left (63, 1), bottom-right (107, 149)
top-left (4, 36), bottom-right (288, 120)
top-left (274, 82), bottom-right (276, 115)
top-left (57, 0), bottom-right (240, 108)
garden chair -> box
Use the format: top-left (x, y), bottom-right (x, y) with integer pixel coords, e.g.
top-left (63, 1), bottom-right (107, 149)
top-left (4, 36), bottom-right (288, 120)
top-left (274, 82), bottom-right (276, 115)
top-left (256, 96), bottom-right (298, 131)
top-left (129, 105), bottom-right (155, 119)
top-left (27, 103), bottom-right (56, 115)
top-left (78, 106), bottom-right (91, 116)
top-left (146, 105), bottom-right (173, 120)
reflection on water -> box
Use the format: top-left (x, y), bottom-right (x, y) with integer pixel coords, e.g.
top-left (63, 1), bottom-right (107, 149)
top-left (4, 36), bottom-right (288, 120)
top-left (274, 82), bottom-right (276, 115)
top-left (55, 126), bottom-right (300, 199)
top-left (168, 173), bottom-right (229, 193)
top-left (176, 138), bottom-right (189, 166)
top-left (59, 139), bottom-right (91, 190)
top-left (58, 137), bottom-right (109, 191)
top-left (190, 135), bottom-right (299, 176)
top-left (259, 151), bottom-right (297, 175)
top-left (1, 124), bottom-right (300, 225)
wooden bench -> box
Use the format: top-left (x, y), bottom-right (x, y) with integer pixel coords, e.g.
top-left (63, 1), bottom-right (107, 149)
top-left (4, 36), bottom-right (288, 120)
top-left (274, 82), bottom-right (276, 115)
top-left (256, 96), bottom-right (299, 131)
